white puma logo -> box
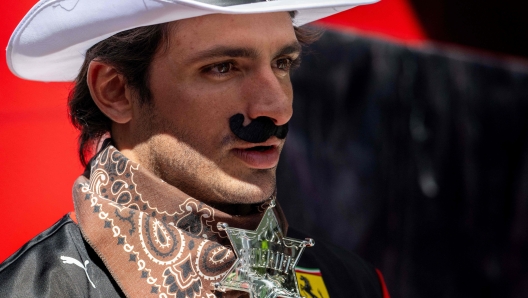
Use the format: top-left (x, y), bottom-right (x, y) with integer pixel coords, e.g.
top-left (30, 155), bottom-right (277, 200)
top-left (60, 256), bottom-right (96, 288)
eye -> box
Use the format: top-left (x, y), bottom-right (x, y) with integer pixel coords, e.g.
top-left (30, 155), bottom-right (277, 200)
top-left (274, 57), bottom-right (301, 73)
top-left (202, 62), bottom-right (236, 77)
top-left (276, 58), bottom-right (292, 71)
top-left (213, 62), bottom-right (233, 73)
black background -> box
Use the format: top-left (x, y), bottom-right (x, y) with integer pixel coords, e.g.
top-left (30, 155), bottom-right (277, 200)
top-left (279, 28), bottom-right (528, 297)
top-left (410, 0), bottom-right (528, 59)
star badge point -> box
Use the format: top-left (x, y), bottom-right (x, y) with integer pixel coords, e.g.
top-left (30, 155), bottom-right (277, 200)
top-left (214, 200), bottom-right (314, 298)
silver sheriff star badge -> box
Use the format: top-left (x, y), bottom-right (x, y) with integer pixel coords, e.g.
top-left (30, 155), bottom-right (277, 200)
top-left (214, 200), bottom-right (314, 298)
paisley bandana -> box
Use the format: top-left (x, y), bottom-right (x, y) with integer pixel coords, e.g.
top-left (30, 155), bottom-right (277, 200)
top-left (73, 144), bottom-right (288, 297)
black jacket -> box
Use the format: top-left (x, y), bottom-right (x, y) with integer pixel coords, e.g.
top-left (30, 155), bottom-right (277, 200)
top-left (0, 215), bottom-right (384, 297)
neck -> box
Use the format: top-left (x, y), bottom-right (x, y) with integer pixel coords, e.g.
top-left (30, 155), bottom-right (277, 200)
top-left (209, 202), bottom-right (264, 216)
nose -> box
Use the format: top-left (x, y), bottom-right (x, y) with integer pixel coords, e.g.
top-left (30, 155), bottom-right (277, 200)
top-left (243, 66), bottom-right (293, 127)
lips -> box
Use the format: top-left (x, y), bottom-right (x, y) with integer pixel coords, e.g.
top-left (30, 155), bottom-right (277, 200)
top-left (232, 145), bottom-right (280, 169)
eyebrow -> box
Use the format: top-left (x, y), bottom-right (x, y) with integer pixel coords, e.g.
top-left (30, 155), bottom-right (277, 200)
top-left (275, 41), bottom-right (302, 57)
top-left (188, 41), bottom-right (302, 64)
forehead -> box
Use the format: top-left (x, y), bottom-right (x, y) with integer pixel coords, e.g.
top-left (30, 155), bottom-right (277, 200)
top-left (165, 12), bottom-right (297, 55)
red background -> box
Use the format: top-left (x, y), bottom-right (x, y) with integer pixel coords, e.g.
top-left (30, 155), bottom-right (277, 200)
top-left (0, 0), bottom-right (425, 262)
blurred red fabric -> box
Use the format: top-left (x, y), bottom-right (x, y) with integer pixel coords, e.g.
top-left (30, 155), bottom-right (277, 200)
top-left (0, 0), bottom-right (425, 263)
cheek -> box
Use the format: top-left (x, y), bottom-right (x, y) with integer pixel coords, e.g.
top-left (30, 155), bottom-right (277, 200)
top-left (285, 89), bottom-right (293, 105)
top-left (162, 82), bottom-right (238, 114)
top-left (151, 94), bottom-right (232, 149)
top-left (148, 69), bottom-right (242, 142)
top-left (282, 76), bottom-right (294, 97)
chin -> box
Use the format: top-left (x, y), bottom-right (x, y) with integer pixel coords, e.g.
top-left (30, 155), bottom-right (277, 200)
top-left (211, 176), bottom-right (276, 205)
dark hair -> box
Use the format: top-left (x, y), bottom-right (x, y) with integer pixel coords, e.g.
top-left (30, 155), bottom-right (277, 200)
top-left (68, 24), bottom-right (174, 166)
top-left (68, 21), bottom-right (321, 166)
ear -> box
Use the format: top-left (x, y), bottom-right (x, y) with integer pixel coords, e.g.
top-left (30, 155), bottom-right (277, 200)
top-left (87, 60), bottom-right (133, 124)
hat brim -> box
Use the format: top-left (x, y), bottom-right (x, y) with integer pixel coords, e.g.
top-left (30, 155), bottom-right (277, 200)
top-left (7, 0), bottom-right (378, 82)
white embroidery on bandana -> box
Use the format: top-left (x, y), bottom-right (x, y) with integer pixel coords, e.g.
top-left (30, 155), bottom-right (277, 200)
top-left (60, 256), bottom-right (96, 288)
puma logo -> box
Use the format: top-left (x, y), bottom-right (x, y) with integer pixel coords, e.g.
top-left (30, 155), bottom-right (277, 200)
top-left (60, 256), bottom-right (96, 288)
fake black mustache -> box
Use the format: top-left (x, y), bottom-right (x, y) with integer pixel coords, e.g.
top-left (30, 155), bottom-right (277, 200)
top-left (229, 114), bottom-right (289, 143)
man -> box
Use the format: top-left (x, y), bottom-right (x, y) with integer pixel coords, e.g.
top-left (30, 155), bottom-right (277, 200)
top-left (1, 0), bottom-right (388, 297)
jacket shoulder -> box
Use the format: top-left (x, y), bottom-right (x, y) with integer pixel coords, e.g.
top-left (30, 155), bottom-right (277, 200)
top-left (288, 226), bottom-right (384, 298)
top-left (0, 214), bottom-right (124, 298)
top-left (0, 215), bottom-right (74, 271)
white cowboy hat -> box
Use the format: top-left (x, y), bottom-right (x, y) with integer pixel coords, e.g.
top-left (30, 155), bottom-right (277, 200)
top-left (7, 0), bottom-right (378, 82)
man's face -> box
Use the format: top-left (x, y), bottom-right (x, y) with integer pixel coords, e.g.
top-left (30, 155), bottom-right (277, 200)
top-left (128, 12), bottom-right (299, 207)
